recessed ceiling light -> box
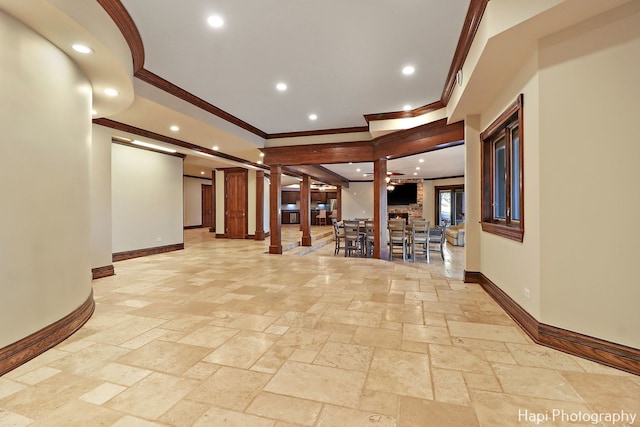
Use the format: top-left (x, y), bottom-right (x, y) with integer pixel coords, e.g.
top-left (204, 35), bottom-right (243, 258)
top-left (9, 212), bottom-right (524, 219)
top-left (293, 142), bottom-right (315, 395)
top-left (403, 105), bottom-right (412, 111)
top-left (419, 159), bottom-right (424, 163)
top-left (356, 168), bottom-right (361, 172)
top-left (207, 15), bottom-right (224, 28)
top-left (257, 160), bottom-right (263, 165)
top-left (349, 162), bottom-right (353, 165)
top-left (402, 65), bottom-right (415, 75)
top-left (414, 172), bottom-right (418, 176)
top-left (309, 114), bottom-right (317, 120)
top-left (259, 152), bottom-right (265, 157)
top-left (72, 44), bottom-right (93, 54)
top-left (170, 125), bottom-right (179, 132)
top-left (201, 171), bottom-right (205, 175)
top-left (363, 173), bottom-right (367, 177)
top-left (276, 82), bottom-right (287, 92)
top-left (416, 166), bottom-right (421, 170)
top-left (212, 146), bottom-right (219, 151)
top-left (104, 88), bottom-right (118, 96)
top-left (91, 109), bottom-right (97, 116)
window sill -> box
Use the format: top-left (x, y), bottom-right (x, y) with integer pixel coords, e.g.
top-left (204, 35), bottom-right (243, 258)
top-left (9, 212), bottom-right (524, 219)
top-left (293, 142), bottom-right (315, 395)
top-left (481, 222), bottom-right (523, 242)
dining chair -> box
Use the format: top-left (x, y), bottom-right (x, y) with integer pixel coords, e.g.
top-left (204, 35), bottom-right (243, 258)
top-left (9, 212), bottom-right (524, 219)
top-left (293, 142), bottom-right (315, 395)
top-left (343, 220), bottom-right (364, 257)
top-left (317, 209), bottom-right (328, 226)
top-left (388, 219), bottom-right (407, 261)
top-left (410, 220), bottom-right (430, 262)
top-left (332, 220), bottom-right (345, 255)
top-left (364, 220), bottom-right (375, 258)
top-left (427, 223), bottom-right (446, 261)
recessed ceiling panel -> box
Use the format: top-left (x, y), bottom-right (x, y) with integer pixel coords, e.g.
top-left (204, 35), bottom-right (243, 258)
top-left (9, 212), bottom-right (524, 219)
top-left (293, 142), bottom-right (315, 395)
top-left (120, 0), bottom-right (470, 134)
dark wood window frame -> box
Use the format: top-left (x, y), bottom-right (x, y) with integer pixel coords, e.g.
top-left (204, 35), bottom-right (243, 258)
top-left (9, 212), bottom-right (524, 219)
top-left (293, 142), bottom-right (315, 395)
top-left (434, 184), bottom-right (465, 226)
top-left (480, 94), bottom-right (524, 242)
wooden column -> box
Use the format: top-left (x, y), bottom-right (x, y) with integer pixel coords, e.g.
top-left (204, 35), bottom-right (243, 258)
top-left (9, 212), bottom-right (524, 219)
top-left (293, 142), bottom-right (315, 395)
top-left (255, 171), bottom-right (265, 240)
top-left (269, 165), bottom-right (282, 254)
top-left (373, 158), bottom-right (389, 259)
top-left (300, 175), bottom-right (312, 246)
top-left (336, 185), bottom-right (342, 221)
top-left (209, 169), bottom-right (216, 233)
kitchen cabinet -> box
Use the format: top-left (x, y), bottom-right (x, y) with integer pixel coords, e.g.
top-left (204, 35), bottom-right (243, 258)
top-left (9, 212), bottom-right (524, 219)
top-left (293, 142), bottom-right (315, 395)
top-left (311, 191), bottom-right (325, 203)
top-left (282, 191), bottom-right (299, 204)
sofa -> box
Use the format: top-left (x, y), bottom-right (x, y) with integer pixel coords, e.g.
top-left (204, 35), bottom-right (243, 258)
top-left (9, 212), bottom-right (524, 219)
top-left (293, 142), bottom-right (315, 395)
top-left (445, 222), bottom-right (465, 246)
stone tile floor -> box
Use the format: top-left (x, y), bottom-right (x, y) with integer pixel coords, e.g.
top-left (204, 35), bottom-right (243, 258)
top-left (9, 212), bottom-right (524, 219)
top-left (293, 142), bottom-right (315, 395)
top-left (0, 228), bottom-right (638, 426)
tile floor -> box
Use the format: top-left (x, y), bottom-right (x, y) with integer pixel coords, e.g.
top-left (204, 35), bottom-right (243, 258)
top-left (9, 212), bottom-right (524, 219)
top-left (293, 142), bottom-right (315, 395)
top-left (0, 228), bottom-right (638, 426)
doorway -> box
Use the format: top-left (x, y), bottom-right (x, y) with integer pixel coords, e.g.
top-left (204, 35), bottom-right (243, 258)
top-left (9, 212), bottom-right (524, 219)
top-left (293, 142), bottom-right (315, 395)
top-left (201, 184), bottom-right (212, 228)
top-left (435, 185), bottom-right (464, 226)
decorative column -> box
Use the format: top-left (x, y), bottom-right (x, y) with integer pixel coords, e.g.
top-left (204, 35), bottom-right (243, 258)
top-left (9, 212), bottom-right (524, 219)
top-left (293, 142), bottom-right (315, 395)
top-left (373, 158), bottom-right (389, 259)
top-left (300, 175), bottom-right (312, 246)
top-left (269, 165), bottom-right (282, 254)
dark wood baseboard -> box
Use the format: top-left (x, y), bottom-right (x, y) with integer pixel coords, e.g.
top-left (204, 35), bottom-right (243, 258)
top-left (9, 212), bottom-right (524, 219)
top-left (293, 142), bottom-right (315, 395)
top-left (183, 225), bottom-right (202, 229)
top-left (209, 227), bottom-right (216, 233)
top-left (0, 291), bottom-right (95, 376)
top-left (215, 234), bottom-right (227, 239)
top-left (464, 271), bottom-right (640, 376)
top-left (112, 243), bottom-right (184, 262)
top-left (91, 265), bottom-right (115, 280)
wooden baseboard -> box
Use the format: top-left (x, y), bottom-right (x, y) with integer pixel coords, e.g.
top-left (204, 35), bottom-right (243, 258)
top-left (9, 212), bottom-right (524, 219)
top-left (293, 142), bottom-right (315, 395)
top-left (464, 271), bottom-right (640, 376)
top-left (91, 265), bottom-right (115, 280)
top-left (215, 234), bottom-right (227, 239)
top-left (112, 243), bottom-right (184, 262)
top-left (183, 225), bottom-right (202, 229)
top-left (0, 291), bottom-right (95, 376)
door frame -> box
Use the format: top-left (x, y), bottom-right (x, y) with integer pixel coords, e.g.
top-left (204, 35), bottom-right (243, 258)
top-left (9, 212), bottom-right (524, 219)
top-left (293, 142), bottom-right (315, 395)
top-left (434, 184), bottom-right (465, 226)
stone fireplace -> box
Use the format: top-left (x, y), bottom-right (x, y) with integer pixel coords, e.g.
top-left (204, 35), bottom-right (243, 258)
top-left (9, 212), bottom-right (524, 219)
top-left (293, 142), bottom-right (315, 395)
top-left (387, 179), bottom-right (424, 222)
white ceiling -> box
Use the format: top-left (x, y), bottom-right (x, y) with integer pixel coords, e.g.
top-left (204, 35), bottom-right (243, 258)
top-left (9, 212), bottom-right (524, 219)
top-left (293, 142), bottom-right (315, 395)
top-left (1, 0), bottom-right (471, 183)
top-left (323, 145), bottom-right (465, 182)
top-left (119, 0), bottom-right (470, 134)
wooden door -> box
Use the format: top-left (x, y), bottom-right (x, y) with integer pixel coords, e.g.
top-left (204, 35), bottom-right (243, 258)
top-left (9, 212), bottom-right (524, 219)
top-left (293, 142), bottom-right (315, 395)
top-left (201, 184), bottom-right (212, 228)
top-left (225, 169), bottom-right (248, 238)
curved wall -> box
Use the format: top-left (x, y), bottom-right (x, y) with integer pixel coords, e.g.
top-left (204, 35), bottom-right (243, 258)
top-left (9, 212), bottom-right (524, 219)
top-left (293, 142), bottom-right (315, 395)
top-left (0, 10), bottom-right (93, 348)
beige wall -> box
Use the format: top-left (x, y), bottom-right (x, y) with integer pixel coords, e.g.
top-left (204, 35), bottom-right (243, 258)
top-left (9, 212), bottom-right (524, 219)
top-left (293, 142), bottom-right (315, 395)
top-left (464, 117), bottom-right (481, 273)
top-left (263, 176), bottom-right (270, 234)
top-left (537, 4), bottom-right (640, 347)
top-left (248, 170), bottom-right (257, 235)
top-left (458, 1), bottom-right (640, 347)
top-left (341, 182), bottom-right (374, 220)
top-left (184, 176), bottom-right (211, 227)
top-left (91, 125), bottom-right (113, 269)
top-left (479, 50), bottom-right (542, 320)
top-left (215, 170), bottom-right (225, 234)
top-left (111, 144), bottom-right (184, 253)
top-left (0, 11), bottom-right (92, 346)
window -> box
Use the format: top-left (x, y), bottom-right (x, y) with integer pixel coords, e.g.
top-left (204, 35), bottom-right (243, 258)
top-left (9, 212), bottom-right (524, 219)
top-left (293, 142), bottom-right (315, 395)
top-left (480, 94), bottom-right (524, 241)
